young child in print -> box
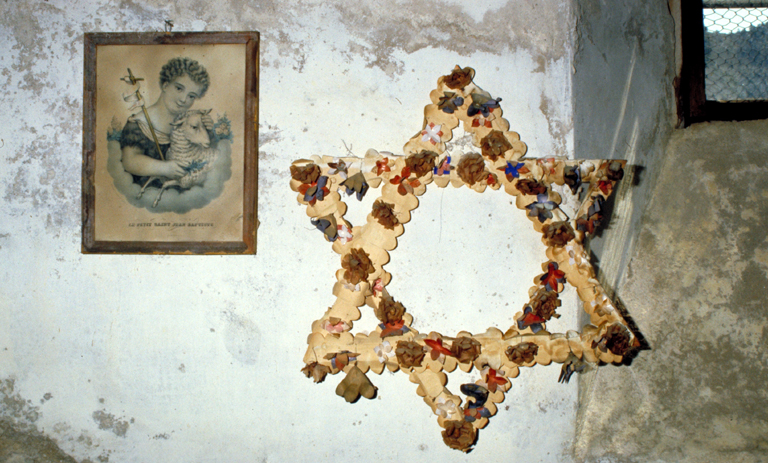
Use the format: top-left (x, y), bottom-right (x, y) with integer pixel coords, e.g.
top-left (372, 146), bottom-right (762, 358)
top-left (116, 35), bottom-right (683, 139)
top-left (119, 57), bottom-right (212, 187)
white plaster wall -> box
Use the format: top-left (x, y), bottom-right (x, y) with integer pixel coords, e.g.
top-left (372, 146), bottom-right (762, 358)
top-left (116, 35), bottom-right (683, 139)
top-left (0, 1), bottom-right (580, 461)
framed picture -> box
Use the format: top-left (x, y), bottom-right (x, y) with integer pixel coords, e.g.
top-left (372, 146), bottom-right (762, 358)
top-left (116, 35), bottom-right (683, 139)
top-left (82, 32), bottom-right (259, 254)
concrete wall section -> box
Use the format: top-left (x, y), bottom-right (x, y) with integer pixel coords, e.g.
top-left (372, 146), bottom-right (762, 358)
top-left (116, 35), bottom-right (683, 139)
top-left (572, 0), bottom-right (676, 292)
top-left (575, 121), bottom-right (768, 462)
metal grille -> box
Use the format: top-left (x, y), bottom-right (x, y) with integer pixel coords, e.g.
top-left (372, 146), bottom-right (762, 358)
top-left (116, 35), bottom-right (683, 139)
top-left (703, 5), bottom-right (768, 101)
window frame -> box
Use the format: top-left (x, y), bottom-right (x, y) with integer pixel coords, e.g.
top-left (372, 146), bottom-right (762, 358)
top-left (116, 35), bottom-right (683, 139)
top-left (679, 0), bottom-right (768, 125)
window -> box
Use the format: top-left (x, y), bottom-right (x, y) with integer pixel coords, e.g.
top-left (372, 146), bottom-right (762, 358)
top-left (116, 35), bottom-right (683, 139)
top-left (679, 0), bottom-right (768, 124)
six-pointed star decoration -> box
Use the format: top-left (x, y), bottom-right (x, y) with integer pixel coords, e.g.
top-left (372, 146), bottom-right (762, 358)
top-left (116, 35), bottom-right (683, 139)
top-left (290, 66), bottom-right (639, 452)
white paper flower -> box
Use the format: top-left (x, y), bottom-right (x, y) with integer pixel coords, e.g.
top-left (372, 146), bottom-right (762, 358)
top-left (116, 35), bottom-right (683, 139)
top-left (374, 341), bottom-right (395, 363)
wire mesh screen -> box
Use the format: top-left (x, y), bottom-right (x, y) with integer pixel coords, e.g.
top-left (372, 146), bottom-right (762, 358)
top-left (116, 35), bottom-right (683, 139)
top-left (703, 6), bottom-right (768, 101)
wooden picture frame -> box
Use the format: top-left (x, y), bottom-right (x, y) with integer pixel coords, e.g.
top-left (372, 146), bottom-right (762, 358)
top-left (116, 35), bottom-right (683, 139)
top-left (82, 32), bottom-right (259, 254)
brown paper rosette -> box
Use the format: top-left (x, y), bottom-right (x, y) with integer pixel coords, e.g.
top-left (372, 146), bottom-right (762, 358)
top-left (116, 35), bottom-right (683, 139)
top-left (341, 248), bottom-right (375, 285)
top-left (376, 297), bottom-right (406, 324)
top-left (593, 323), bottom-right (632, 356)
top-left (443, 66), bottom-right (475, 90)
top-left (457, 153), bottom-right (487, 186)
top-left (480, 130), bottom-right (512, 162)
top-left (516, 179), bottom-right (547, 196)
top-left (506, 342), bottom-right (539, 364)
top-left (530, 289), bottom-right (561, 321)
top-left (442, 420), bottom-right (476, 452)
top-left (451, 336), bottom-right (482, 363)
top-left (406, 150), bottom-right (439, 178)
top-left (290, 163), bottom-right (320, 184)
top-left (371, 200), bottom-right (399, 229)
top-left (542, 221), bottom-right (576, 247)
top-left (395, 340), bottom-right (426, 368)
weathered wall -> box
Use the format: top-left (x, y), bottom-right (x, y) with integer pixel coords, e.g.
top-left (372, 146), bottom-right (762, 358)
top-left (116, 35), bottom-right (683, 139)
top-left (572, 0), bottom-right (676, 291)
top-left (575, 120), bottom-right (768, 462)
top-left (0, 1), bottom-right (582, 461)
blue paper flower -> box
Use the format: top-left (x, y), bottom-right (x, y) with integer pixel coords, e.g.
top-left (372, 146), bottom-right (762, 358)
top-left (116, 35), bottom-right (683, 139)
top-left (467, 93), bottom-right (501, 118)
top-left (526, 193), bottom-right (557, 223)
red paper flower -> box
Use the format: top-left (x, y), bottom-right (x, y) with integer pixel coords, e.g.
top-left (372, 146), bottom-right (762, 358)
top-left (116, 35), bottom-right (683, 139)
top-left (484, 368), bottom-right (508, 393)
top-left (376, 157), bottom-right (391, 175)
top-left (598, 180), bottom-right (612, 195)
top-left (540, 262), bottom-right (566, 292)
top-left (424, 337), bottom-right (453, 360)
top-left (390, 166), bottom-right (422, 195)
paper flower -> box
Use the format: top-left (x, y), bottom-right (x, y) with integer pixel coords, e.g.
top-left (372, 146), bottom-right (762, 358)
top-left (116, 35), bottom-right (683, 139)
top-left (540, 262), bottom-right (566, 292)
top-left (299, 175), bottom-right (330, 206)
top-left (379, 320), bottom-right (408, 338)
top-left (311, 214), bottom-right (337, 241)
top-left (372, 278), bottom-right (384, 296)
top-left (301, 362), bottom-right (331, 383)
top-left (435, 397), bottom-right (457, 418)
top-left (421, 122), bottom-right (444, 145)
top-left (516, 179), bottom-right (547, 196)
top-left (505, 342), bottom-right (539, 364)
top-left (480, 130), bottom-right (512, 161)
top-left (406, 150), bottom-right (439, 177)
top-left (375, 157), bottom-right (392, 175)
top-left (340, 172), bottom-right (369, 201)
top-left (563, 164), bottom-right (581, 194)
top-left (442, 420), bottom-right (476, 452)
top-left (437, 92), bottom-right (464, 113)
top-left (460, 384), bottom-right (490, 422)
top-left (558, 353), bottom-right (588, 384)
top-left (374, 341), bottom-right (396, 363)
top-left (325, 350), bottom-right (359, 371)
top-left (604, 160), bottom-right (625, 181)
top-left (443, 65), bottom-right (475, 89)
top-left (375, 297), bottom-right (406, 324)
top-left (526, 193), bottom-right (557, 223)
top-left (530, 289), bottom-right (562, 321)
top-left (592, 323), bottom-right (633, 356)
top-left (424, 335), bottom-right (453, 361)
top-left (542, 221), bottom-right (576, 247)
top-left (433, 156), bottom-right (453, 176)
top-left (327, 158), bottom-right (348, 179)
top-left (471, 114), bottom-right (495, 129)
top-left (537, 157), bottom-right (557, 174)
top-left (576, 196), bottom-right (605, 234)
top-left (371, 200), bottom-right (399, 229)
top-left (457, 153), bottom-right (487, 185)
top-left (342, 282), bottom-right (361, 292)
top-left (467, 92), bottom-right (501, 118)
top-left (335, 365), bottom-right (377, 402)
top-left (516, 306), bottom-right (545, 333)
top-left (451, 336), bottom-right (482, 364)
top-left (341, 248), bottom-right (374, 285)
top-left (395, 340), bottom-right (426, 368)
top-left (499, 161), bottom-right (529, 181)
top-left (480, 367), bottom-right (510, 393)
top-left (323, 317), bottom-right (349, 334)
top-left (290, 163), bottom-right (321, 184)
top-left (336, 223), bottom-right (353, 244)
top-left (390, 166), bottom-right (421, 196)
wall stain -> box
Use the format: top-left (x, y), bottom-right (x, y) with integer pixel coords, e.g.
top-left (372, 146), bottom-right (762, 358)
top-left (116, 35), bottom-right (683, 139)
top-left (222, 310), bottom-right (261, 365)
top-left (91, 410), bottom-right (131, 438)
top-left (0, 378), bottom-right (77, 462)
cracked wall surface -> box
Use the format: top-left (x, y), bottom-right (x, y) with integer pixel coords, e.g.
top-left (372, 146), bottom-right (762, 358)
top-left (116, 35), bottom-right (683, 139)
top-left (0, 0), bottom-right (580, 461)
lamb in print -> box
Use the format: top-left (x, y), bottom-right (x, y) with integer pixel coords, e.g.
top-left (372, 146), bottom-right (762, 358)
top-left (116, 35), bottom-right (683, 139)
top-left (138, 109), bottom-right (219, 207)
